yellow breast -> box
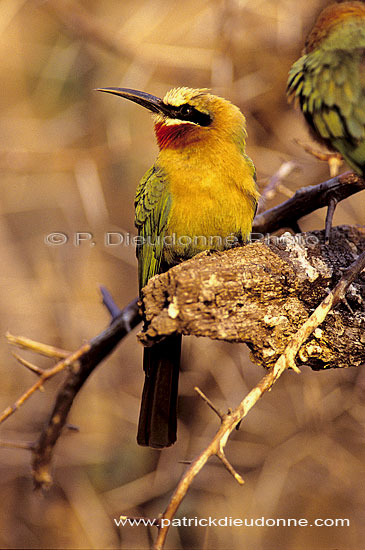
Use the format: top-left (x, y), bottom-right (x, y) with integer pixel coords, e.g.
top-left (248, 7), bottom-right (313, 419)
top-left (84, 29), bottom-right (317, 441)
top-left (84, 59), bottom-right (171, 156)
top-left (158, 139), bottom-right (258, 265)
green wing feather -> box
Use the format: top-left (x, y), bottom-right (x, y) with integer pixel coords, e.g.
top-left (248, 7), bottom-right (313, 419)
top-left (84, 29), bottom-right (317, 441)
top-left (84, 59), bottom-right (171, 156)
top-left (234, 132), bottom-right (258, 218)
top-left (135, 165), bottom-right (172, 291)
top-left (287, 47), bottom-right (365, 174)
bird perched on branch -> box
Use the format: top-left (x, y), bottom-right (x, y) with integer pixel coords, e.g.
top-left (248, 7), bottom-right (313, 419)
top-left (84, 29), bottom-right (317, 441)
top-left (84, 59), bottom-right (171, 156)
top-left (98, 86), bottom-right (259, 448)
top-left (287, 1), bottom-right (365, 176)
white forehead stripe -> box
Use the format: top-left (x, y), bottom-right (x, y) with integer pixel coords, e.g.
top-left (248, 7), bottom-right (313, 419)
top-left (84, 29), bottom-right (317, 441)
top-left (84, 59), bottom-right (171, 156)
top-left (163, 87), bottom-right (210, 107)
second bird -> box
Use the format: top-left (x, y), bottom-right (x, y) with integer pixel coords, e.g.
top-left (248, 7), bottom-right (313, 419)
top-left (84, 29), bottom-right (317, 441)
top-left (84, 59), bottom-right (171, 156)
top-left (287, 1), bottom-right (365, 176)
top-left (98, 86), bottom-right (259, 448)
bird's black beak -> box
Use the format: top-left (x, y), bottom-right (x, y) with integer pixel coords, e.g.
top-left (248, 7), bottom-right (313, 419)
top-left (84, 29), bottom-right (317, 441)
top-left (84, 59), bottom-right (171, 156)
top-left (96, 87), bottom-right (172, 117)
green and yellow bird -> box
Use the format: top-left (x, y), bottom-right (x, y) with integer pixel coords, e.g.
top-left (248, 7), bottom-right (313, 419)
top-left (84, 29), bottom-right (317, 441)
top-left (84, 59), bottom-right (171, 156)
top-left (287, 1), bottom-right (365, 176)
top-left (98, 86), bottom-right (259, 448)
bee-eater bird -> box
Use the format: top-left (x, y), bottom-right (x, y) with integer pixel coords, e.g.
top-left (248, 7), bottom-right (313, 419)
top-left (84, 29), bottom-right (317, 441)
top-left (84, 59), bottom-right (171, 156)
top-left (98, 86), bottom-right (259, 448)
top-left (287, 1), bottom-right (365, 176)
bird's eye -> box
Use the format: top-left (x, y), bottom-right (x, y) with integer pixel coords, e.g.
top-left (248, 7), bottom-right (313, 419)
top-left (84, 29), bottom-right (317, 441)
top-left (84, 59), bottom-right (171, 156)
top-left (180, 104), bottom-right (193, 117)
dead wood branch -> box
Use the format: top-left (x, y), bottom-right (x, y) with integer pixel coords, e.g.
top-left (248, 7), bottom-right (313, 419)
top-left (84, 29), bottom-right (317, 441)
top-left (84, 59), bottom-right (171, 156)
top-left (139, 225), bottom-right (365, 371)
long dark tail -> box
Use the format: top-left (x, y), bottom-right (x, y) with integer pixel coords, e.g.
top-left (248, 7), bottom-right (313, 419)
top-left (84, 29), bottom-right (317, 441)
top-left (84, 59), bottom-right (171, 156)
top-left (137, 334), bottom-right (181, 448)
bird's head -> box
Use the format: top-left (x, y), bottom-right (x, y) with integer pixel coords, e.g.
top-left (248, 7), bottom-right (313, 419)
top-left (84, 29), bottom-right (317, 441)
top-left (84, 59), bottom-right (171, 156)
top-left (304, 1), bottom-right (365, 53)
top-left (97, 86), bottom-right (247, 150)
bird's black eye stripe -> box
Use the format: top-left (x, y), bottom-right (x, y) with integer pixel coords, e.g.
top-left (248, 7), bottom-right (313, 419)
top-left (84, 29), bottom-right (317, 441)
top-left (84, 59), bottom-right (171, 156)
top-left (167, 103), bottom-right (212, 126)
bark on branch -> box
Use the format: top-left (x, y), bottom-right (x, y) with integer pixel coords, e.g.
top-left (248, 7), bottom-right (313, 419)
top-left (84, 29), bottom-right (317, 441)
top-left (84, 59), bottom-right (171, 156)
top-left (139, 225), bottom-right (365, 370)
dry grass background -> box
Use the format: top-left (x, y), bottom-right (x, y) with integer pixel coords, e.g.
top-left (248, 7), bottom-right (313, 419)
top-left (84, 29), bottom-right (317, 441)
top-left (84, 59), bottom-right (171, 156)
top-left (0, 0), bottom-right (364, 548)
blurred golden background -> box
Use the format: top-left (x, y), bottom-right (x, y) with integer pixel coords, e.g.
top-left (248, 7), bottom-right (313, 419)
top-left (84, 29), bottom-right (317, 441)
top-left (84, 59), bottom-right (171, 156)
top-left (0, 0), bottom-right (364, 548)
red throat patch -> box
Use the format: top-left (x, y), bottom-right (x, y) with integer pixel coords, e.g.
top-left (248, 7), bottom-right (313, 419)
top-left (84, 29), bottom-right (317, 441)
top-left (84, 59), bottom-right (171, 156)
top-left (154, 122), bottom-right (199, 149)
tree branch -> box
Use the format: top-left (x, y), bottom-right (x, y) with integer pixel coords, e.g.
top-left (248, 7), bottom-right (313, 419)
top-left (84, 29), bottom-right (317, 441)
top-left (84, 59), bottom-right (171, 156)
top-left (253, 172), bottom-right (364, 234)
top-left (31, 298), bottom-right (141, 489)
top-left (139, 225), bottom-right (364, 371)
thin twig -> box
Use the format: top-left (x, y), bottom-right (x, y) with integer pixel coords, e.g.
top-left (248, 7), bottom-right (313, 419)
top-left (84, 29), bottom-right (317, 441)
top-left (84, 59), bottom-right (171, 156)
top-left (258, 160), bottom-right (297, 213)
top-left (153, 250), bottom-right (365, 549)
top-left (100, 285), bottom-right (122, 320)
top-left (0, 439), bottom-right (35, 451)
top-left (0, 344), bottom-right (90, 425)
top-left (12, 353), bottom-right (45, 376)
top-left (6, 333), bottom-right (70, 359)
top-left (194, 386), bottom-right (224, 420)
top-left (217, 450), bottom-right (244, 485)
